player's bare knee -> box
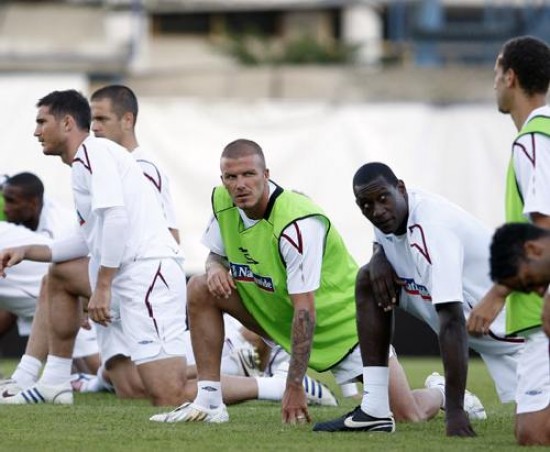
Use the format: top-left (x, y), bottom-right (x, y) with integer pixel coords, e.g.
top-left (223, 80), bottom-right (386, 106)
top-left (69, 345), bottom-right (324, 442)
top-left (392, 406), bottom-right (423, 423)
top-left (516, 419), bottom-right (550, 446)
top-left (187, 274), bottom-right (210, 304)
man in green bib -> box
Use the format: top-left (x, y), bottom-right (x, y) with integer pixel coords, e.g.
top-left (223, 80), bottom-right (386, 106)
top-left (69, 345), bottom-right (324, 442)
top-left (151, 139), bottom-right (448, 427)
top-left (468, 36), bottom-right (550, 446)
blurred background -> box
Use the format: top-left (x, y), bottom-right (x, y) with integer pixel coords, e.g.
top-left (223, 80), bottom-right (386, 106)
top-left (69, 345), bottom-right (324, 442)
top-left (1, 0), bottom-right (549, 355)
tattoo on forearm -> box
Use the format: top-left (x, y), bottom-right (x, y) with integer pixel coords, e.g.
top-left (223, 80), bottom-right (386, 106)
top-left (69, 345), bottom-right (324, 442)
top-left (288, 309), bottom-right (314, 386)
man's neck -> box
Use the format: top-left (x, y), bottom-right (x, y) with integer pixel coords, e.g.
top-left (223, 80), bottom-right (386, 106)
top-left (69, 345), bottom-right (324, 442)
top-left (64, 131), bottom-right (90, 165)
top-left (121, 136), bottom-right (139, 152)
top-left (511, 95), bottom-right (547, 131)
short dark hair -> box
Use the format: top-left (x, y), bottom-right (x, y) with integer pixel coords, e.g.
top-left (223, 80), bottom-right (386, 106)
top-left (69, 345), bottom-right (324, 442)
top-left (222, 139), bottom-right (266, 169)
top-left (91, 85), bottom-right (138, 125)
top-left (353, 162), bottom-right (399, 188)
top-left (500, 36), bottom-right (550, 96)
top-left (37, 90), bottom-right (90, 131)
top-left (490, 222), bottom-right (550, 281)
top-left (5, 172), bottom-right (44, 201)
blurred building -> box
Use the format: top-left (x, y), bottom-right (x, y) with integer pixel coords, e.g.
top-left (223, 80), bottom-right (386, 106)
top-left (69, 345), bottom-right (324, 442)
top-left (1, 1), bottom-right (550, 74)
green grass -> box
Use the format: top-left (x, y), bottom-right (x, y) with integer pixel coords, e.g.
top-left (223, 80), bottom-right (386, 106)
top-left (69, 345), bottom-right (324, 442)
top-left (0, 357), bottom-right (521, 451)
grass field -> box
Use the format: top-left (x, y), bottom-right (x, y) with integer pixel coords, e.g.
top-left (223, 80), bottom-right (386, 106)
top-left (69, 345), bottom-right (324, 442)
top-left (0, 357), bottom-right (521, 451)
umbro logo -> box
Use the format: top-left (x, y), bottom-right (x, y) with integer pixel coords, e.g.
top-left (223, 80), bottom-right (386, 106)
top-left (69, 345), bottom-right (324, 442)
top-left (525, 389), bottom-right (543, 396)
top-left (202, 386), bottom-right (217, 392)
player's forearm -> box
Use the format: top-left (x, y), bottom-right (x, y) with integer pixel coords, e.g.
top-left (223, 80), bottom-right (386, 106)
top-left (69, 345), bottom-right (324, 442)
top-left (205, 252), bottom-right (229, 273)
top-left (287, 301), bottom-right (315, 388)
top-left (95, 266), bottom-right (117, 291)
top-left (437, 303), bottom-right (469, 413)
top-left (21, 244), bottom-right (52, 262)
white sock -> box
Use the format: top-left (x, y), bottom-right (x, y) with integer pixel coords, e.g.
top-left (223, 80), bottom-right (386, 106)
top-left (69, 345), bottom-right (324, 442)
top-left (39, 355), bottom-right (73, 386)
top-left (361, 366), bottom-right (391, 418)
top-left (194, 380), bottom-right (222, 410)
top-left (340, 381), bottom-right (359, 398)
top-left (11, 354), bottom-right (42, 388)
top-left (255, 376), bottom-right (286, 400)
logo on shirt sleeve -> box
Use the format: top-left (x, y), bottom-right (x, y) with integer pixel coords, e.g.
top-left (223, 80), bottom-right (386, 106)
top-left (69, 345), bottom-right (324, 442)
top-left (402, 277), bottom-right (431, 301)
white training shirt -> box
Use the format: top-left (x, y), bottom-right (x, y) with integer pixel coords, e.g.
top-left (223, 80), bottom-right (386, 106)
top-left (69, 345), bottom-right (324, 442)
top-left (132, 147), bottom-right (178, 230)
top-left (373, 188), bottom-right (504, 333)
top-left (201, 182), bottom-right (326, 294)
top-left (37, 197), bottom-right (79, 239)
top-left (67, 136), bottom-right (181, 266)
top-left (513, 105), bottom-right (550, 218)
top-left (0, 221), bottom-right (50, 299)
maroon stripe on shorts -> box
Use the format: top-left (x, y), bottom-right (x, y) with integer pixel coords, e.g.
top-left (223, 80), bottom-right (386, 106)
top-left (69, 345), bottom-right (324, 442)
top-left (144, 262), bottom-right (169, 337)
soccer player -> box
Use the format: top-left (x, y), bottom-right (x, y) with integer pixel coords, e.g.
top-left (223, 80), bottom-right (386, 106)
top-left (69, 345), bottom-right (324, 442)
top-left (1, 172), bottom-right (99, 383)
top-left (0, 89), bottom-right (188, 406)
top-left (149, 139), bottom-right (454, 426)
top-left (3, 172), bottom-right (77, 239)
top-left (467, 36), bottom-right (550, 446)
top-left (314, 162), bottom-right (522, 437)
top-left (484, 223), bottom-right (550, 444)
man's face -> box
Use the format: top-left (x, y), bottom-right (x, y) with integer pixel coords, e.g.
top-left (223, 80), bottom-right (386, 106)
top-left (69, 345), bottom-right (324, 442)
top-left (500, 239), bottom-right (550, 296)
top-left (353, 175), bottom-right (408, 235)
top-left (34, 106), bottom-right (66, 156)
top-left (2, 184), bottom-right (36, 226)
top-left (220, 153), bottom-right (269, 219)
top-left (494, 55), bottom-right (512, 114)
top-left (91, 98), bottom-right (124, 144)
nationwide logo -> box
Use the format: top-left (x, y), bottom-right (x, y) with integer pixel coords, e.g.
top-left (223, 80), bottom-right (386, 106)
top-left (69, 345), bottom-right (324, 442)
top-left (402, 277), bottom-right (431, 301)
top-left (230, 263), bottom-right (275, 292)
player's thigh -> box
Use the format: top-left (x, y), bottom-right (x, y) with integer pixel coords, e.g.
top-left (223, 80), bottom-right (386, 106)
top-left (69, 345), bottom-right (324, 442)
top-left (189, 274), bottom-right (268, 339)
top-left (49, 257), bottom-right (91, 297)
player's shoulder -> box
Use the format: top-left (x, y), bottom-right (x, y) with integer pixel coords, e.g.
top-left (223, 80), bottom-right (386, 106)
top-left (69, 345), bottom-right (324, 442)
top-left (0, 221), bottom-right (51, 246)
top-left (132, 147), bottom-right (169, 188)
top-left (407, 189), bottom-right (461, 229)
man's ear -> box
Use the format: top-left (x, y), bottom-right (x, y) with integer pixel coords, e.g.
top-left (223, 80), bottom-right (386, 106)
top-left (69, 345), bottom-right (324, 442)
top-left (396, 179), bottom-right (406, 195)
top-left (63, 114), bottom-right (73, 132)
top-left (505, 68), bottom-right (516, 88)
top-left (524, 240), bottom-right (544, 259)
top-left (122, 112), bottom-right (134, 130)
top-left (265, 168), bottom-right (270, 180)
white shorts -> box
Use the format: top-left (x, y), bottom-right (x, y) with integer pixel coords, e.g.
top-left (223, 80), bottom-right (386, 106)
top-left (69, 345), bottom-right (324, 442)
top-left (73, 323), bottom-right (99, 359)
top-left (95, 318), bottom-right (130, 366)
top-left (400, 291), bottom-right (522, 403)
top-left (89, 258), bottom-right (188, 363)
top-left (468, 334), bottom-right (523, 403)
top-left (516, 331), bottom-right (550, 414)
top-left (0, 296), bottom-right (36, 336)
